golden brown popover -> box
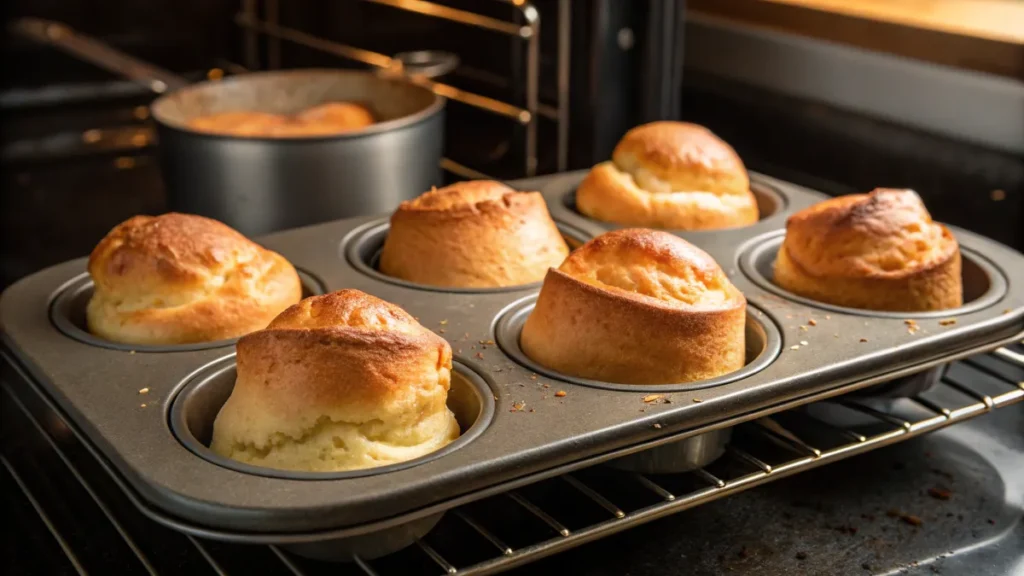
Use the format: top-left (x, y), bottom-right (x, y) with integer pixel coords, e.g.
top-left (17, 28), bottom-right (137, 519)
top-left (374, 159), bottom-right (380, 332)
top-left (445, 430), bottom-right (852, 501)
top-left (774, 188), bottom-right (962, 311)
top-left (86, 213), bottom-right (302, 345)
top-left (210, 289), bottom-right (460, 472)
top-left (187, 102), bottom-right (374, 137)
top-left (521, 228), bottom-right (746, 385)
top-left (575, 122), bottom-right (759, 230)
top-left (379, 180), bottom-right (570, 288)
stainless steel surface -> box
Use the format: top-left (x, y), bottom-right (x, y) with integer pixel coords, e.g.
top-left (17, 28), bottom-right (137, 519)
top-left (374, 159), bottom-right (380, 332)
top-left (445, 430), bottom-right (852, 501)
top-left (152, 68), bottom-right (445, 236)
top-left (2, 344), bottom-right (1021, 574)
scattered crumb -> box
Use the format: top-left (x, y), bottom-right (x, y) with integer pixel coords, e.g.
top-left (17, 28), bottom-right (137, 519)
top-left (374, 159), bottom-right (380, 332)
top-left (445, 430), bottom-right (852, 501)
top-left (790, 345), bottom-right (801, 350)
top-left (653, 423), bottom-right (662, 429)
top-left (475, 352), bottom-right (484, 359)
top-left (542, 383), bottom-right (550, 389)
top-left (439, 329), bottom-right (446, 334)
top-left (904, 319), bottom-right (917, 326)
top-left (643, 394), bottom-right (663, 403)
top-left (860, 338), bottom-right (869, 343)
top-left (928, 487), bottom-right (952, 501)
top-left (692, 398), bottom-right (703, 403)
top-left (530, 374), bottom-right (538, 380)
top-left (129, 350), bottom-right (136, 355)
top-left (510, 401), bottom-right (526, 412)
top-left (138, 388), bottom-right (149, 395)
top-left (834, 333), bottom-right (840, 338)
top-left (825, 315), bottom-right (831, 320)
top-left (800, 325), bottom-right (809, 331)
top-left (800, 340), bottom-right (809, 346)
top-left (555, 390), bottom-right (567, 397)
top-left (528, 408), bottom-right (535, 413)
top-left (439, 319), bottom-right (448, 325)
top-left (886, 509), bottom-right (923, 526)
top-left (457, 349), bottom-right (462, 354)
top-left (140, 403), bottom-right (147, 408)
top-left (1003, 308), bottom-right (1012, 314)
top-left (939, 319), bottom-right (957, 326)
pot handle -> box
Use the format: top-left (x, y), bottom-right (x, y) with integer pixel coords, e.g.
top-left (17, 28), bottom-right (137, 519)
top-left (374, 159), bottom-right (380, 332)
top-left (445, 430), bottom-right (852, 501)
top-left (10, 17), bottom-right (191, 94)
top-left (386, 51), bottom-right (460, 80)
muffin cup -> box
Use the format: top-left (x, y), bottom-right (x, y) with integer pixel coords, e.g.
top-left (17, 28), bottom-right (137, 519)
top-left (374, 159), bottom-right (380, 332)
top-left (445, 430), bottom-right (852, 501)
top-left (343, 218), bottom-right (589, 293)
top-left (739, 232), bottom-right (1007, 319)
top-left (167, 357), bottom-right (495, 560)
top-left (49, 269), bottom-right (326, 352)
top-left (496, 299), bottom-right (781, 473)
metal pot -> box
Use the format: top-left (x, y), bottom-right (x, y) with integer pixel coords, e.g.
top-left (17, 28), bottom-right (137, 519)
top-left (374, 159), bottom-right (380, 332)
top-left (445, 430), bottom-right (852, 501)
top-left (13, 18), bottom-right (449, 237)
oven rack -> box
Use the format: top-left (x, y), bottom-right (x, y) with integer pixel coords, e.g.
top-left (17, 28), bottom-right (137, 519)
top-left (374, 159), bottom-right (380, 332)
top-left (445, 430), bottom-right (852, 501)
top-left (238, 0), bottom-right (569, 178)
top-left (2, 344), bottom-right (1021, 576)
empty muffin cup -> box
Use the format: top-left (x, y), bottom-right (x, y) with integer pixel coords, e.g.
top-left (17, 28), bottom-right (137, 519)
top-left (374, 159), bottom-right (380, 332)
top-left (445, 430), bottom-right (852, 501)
top-left (739, 232), bottom-right (1007, 319)
top-left (167, 356), bottom-right (495, 560)
top-left (49, 269), bottom-right (326, 352)
top-left (342, 218), bottom-right (590, 292)
top-left (496, 298), bottom-right (780, 473)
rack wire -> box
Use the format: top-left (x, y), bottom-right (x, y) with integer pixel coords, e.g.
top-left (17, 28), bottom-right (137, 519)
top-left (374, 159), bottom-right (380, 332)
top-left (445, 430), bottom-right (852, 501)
top-left (2, 343), bottom-right (1021, 576)
top-left (238, 0), bottom-right (569, 178)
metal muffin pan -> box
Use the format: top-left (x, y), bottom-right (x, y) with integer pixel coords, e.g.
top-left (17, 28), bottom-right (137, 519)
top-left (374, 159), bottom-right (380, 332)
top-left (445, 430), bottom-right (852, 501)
top-left (49, 268), bottom-right (327, 352)
top-left (1, 170), bottom-right (1023, 559)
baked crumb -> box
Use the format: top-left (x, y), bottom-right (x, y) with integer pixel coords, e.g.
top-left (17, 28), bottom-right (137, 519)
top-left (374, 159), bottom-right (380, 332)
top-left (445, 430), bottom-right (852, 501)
top-left (475, 352), bottom-right (484, 359)
top-left (692, 398), bottom-right (702, 403)
top-left (138, 388), bottom-right (149, 394)
top-left (555, 390), bottom-right (567, 397)
top-left (939, 319), bottom-right (957, 326)
top-left (808, 319), bottom-right (817, 326)
top-left (860, 338), bottom-right (869, 343)
top-left (439, 319), bottom-right (448, 325)
top-left (800, 340), bottom-right (809, 346)
top-left (140, 403), bottom-right (147, 408)
top-left (790, 345), bottom-right (800, 350)
top-left (643, 394), bottom-right (663, 403)
top-left (799, 325), bottom-right (808, 331)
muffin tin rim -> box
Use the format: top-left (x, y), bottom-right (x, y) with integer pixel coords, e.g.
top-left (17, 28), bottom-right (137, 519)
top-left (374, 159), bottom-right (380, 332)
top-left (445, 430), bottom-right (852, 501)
top-left (493, 296), bottom-right (782, 393)
top-left (48, 268), bottom-right (327, 353)
top-left (167, 355), bottom-right (497, 480)
top-left (737, 231), bottom-right (1009, 319)
top-left (341, 218), bottom-right (592, 294)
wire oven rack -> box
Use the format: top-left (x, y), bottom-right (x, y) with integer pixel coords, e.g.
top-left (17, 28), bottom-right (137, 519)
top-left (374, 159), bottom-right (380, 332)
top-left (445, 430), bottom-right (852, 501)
top-left (2, 344), bottom-right (1021, 576)
top-left (236, 0), bottom-right (568, 179)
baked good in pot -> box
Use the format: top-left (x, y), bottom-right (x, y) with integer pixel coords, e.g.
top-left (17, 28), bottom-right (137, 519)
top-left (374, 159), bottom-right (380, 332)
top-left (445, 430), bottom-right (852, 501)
top-left (575, 122), bottom-right (759, 230)
top-left (292, 101), bottom-right (374, 134)
top-left (210, 289), bottom-right (460, 472)
top-left (379, 180), bottom-right (570, 288)
top-left (186, 111), bottom-right (292, 137)
top-left (520, 228), bottom-right (746, 385)
top-left (86, 213), bottom-right (302, 345)
top-left (774, 188), bottom-right (962, 311)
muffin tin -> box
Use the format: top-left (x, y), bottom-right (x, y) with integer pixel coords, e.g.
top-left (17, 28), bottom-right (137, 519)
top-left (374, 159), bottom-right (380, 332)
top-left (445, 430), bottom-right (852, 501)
top-left (1, 170), bottom-right (1022, 562)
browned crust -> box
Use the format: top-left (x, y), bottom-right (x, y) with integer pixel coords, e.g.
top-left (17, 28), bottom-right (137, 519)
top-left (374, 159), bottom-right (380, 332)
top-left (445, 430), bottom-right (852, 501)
top-left (520, 229), bottom-right (746, 385)
top-left (611, 121), bottom-right (749, 193)
top-left (774, 241), bottom-right (963, 311)
top-left (522, 269), bottom-right (746, 384)
top-left (780, 189), bottom-right (960, 280)
top-left (774, 188), bottom-right (963, 312)
top-left (379, 181), bottom-right (570, 288)
top-left (211, 290), bottom-right (456, 471)
top-left (86, 213), bottom-right (302, 345)
top-left (575, 122), bottom-right (759, 230)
